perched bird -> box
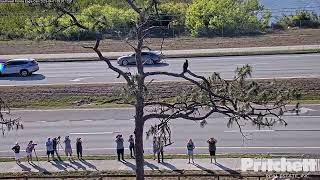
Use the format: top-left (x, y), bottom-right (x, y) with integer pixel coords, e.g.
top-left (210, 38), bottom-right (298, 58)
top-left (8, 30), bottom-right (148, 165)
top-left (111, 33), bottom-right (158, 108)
top-left (183, 59), bottom-right (189, 73)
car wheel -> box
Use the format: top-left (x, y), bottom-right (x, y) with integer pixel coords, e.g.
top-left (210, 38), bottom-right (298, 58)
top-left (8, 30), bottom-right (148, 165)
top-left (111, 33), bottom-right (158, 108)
top-left (146, 59), bottom-right (154, 65)
top-left (20, 70), bottom-right (29, 77)
top-left (122, 60), bottom-right (129, 66)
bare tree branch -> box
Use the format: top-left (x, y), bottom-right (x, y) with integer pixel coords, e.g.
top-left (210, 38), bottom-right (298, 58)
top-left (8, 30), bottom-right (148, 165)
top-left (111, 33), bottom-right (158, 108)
top-left (83, 40), bottom-right (133, 86)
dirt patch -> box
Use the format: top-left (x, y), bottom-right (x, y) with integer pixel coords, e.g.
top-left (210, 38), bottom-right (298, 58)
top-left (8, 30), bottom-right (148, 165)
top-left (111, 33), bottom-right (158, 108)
top-left (0, 78), bottom-right (319, 108)
top-left (0, 29), bottom-right (320, 55)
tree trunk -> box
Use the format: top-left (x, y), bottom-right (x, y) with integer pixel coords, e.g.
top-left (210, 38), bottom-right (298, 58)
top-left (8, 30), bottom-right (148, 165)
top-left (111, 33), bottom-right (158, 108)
top-left (134, 112), bottom-right (145, 180)
top-left (135, 12), bottom-right (147, 180)
top-left (134, 75), bottom-right (145, 180)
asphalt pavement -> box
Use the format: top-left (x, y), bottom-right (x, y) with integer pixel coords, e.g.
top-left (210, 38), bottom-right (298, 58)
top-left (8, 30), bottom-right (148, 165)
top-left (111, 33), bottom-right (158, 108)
top-left (0, 105), bottom-right (319, 157)
top-left (0, 54), bottom-right (320, 86)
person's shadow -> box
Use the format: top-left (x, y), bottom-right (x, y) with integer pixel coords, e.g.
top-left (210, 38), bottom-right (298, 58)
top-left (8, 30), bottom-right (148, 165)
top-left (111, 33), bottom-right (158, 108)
top-left (144, 160), bottom-right (159, 170)
top-left (161, 162), bottom-right (179, 171)
top-left (193, 163), bottom-right (216, 174)
top-left (50, 160), bottom-right (67, 171)
top-left (80, 159), bottom-right (98, 171)
top-left (29, 162), bottom-right (51, 174)
top-left (17, 163), bottom-right (31, 172)
top-left (70, 160), bottom-right (87, 170)
top-left (215, 162), bottom-right (240, 175)
top-left (121, 160), bottom-right (136, 170)
top-left (53, 160), bottom-right (77, 170)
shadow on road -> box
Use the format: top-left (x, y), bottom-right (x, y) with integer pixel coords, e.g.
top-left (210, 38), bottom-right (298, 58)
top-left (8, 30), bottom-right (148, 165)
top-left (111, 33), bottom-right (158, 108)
top-left (215, 162), bottom-right (240, 175)
top-left (17, 163), bottom-right (31, 172)
top-left (193, 163), bottom-right (216, 174)
top-left (121, 160), bottom-right (136, 170)
top-left (80, 159), bottom-right (98, 171)
top-left (50, 161), bottom-right (67, 171)
top-left (29, 162), bottom-right (51, 174)
top-left (161, 162), bottom-right (178, 171)
top-left (144, 160), bottom-right (159, 170)
top-left (0, 74), bottom-right (45, 81)
top-left (70, 160), bottom-right (87, 170)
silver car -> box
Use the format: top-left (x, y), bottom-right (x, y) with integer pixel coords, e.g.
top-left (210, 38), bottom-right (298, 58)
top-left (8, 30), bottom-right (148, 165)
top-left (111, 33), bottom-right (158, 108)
top-left (117, 51), bottom-right (163, 66)
top-left (0, 58), bottom-right (39, 77)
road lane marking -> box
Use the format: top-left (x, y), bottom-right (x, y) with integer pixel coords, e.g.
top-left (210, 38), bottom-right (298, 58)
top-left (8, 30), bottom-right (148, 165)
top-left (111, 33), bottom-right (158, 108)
top-left (70, 77), bottom-right (94, 82)
top-left (224, 130), bottom-right (275, 133)
top-left (225, 129), bottom-right (320, 133)
top-left (69, 131), bottom-right (121, 135)
top-left (11, 107), bottom-right (134, 112)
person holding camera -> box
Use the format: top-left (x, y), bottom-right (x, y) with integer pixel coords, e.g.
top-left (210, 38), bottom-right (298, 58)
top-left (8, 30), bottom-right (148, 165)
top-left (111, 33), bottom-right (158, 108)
top-left (26, 140), bottom-right (37, 163)
top-left (115, 134), bottom-right (124, 161)
top-left (64, 136), bottom-right (72, 159)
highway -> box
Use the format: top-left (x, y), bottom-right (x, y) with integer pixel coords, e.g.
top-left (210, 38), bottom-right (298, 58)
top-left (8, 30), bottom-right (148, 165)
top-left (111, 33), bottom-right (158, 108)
top-left (0, 105), bottom-right (319, 156)
top-left (0, 54), bottom-right (320, 86)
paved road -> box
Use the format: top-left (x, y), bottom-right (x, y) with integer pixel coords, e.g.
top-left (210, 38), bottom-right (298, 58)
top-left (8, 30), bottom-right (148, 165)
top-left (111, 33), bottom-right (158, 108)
top-left (0, 105), bottom-right (319, 156)
top-left (0, 54), bottom-right (320, 86)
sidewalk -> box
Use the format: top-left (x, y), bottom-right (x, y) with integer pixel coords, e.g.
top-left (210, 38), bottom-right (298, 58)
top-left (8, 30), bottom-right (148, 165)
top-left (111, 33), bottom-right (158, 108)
top-left (1, 158), bottom-right (320, 173)
top-left (0, 158), bottom-right (241, 173)
top-left (1, 45), bottom-right (320, 62)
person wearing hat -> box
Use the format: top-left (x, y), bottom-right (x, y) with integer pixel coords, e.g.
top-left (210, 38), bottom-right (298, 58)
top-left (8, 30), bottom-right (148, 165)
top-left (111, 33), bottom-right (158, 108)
top-left (12, 142), bottom-right (21, 164)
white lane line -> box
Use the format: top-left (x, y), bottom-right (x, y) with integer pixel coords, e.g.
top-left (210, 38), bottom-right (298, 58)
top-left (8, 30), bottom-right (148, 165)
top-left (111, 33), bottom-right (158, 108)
top-left (225, 129), bottom-right (320, 133)
top-left (11, 107), bottom-right (134, 112)
top-left (69, 131), bottom-right (121, 135)
top-left (224, 130), bottom-right (275, 133)
top-left (70, 77), bottom-right (94, 82)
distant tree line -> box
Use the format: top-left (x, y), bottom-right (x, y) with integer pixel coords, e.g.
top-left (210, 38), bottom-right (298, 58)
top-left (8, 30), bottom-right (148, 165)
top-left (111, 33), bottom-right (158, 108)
top-left (0, 0), bottom-right (319, 40)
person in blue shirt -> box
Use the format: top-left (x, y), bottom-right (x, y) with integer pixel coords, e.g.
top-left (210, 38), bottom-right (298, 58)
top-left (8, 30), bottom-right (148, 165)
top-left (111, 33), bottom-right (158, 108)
top-left (187, 139), bottom-right (195, 164)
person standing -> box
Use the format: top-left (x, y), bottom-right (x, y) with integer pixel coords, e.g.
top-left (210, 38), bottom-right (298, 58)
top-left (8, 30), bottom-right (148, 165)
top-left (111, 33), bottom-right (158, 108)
top-left (26, 140), bottom-right (37, 163)
top-left (115, 134), bottom-right (124, 161)
top-left (64, 136), bottom-right (72, 159)
top-left (12, 142), bottom-right (21, 164)
top-left (187, 139), bottom-right (195, 164)
top-left (128, 135), bottom-right (135, 158)
top-left (207, 137), bottom-right (217, 163)
top-left (52, 137), bottom-right (59, 160)
top-left (46, 138), bottom-right (54, 162)
top-left (157, 137), bottom-right (164, 163)
top-left (152, 136), bottom-right (158, 160)
top-left (76, 138), bottom-right (83, 159)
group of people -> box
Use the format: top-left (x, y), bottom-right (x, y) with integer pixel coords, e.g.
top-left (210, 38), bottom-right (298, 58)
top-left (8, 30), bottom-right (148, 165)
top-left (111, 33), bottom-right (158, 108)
top-left (11, 134), bottom-right (217, 165)
top-left (115, 134), bottom-right (135, 161)
top-left (116, 134), bottom-right (218, 164)
top-left (11, 136), bottom-right (83, 164)
top-left (186, 138), bottom-right (218, 164)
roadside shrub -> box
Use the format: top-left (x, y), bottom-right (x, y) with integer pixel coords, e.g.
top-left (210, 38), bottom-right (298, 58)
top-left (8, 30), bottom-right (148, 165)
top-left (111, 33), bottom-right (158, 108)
top-left (274, 10), bottom-right (320, 29)
top-left (185, 0), bottom-right (265, 37)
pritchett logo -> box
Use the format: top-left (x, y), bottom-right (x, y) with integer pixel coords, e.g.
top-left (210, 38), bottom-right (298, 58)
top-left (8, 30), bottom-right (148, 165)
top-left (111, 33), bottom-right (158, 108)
top-left (241, 158), bottom-right (320, 172)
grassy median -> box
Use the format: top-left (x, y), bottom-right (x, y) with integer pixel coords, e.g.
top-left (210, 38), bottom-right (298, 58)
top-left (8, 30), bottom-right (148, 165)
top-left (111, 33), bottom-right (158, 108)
top-left (1, 78), bottom-right (320, 109)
